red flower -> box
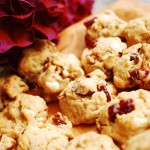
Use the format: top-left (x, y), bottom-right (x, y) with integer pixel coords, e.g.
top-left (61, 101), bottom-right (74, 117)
top-left (0, 0), bottom-right (94, 53)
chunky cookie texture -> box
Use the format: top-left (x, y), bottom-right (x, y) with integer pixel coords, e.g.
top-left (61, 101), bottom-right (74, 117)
top-left (59, 70), bottom-right (117, 125)
top-left (123, 129), bottom-right (150, 150)
top-left (37, 52), bottom-right (84, 102)
top-left (17, 125), bottom-right (70, 150)
top-left (0, 134), bottom-right (17, 150)
top-left (66, 132), bottom-right (120, 150)
top-left (17, 112), bottom-right (73, 150)
top-left (113, 43), bottom-right (150, 89)
top-left (0, 93), bottom-right (48, 139)
top-left (18, 39), bottom-right (57, 82)
top-left (2, 75), bottom-right (29, 99)
top-left (0, 93), bottom-right (73, 149)
top-left (81, 37), bottom-right (127, 80)
top-left (123, 15), bottom-right (150, 46)
top-left (96, 89), bottom-right (150, 144)
top-left (85, 10), bottom-right (127, 48)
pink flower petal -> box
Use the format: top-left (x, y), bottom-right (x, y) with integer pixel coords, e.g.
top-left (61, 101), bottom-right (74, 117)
top-left (34, 22), bottom-right (57, 40)
top-left (0, 29), bottom-right (15, 53)
top-left (0, 18), bottom-right (34, 53)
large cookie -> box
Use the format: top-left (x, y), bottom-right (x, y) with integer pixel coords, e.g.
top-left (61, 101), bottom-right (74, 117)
top-left (96, 89), bottom-right (150, 144)
top-left (18, 39), bottom-right (57, 82)
top-left (113, 43), bottom-right (150, 89)
top-left (81, 37), bottom-right (127, 79)
top-left (59, 70), bottom-right (117, 125)
top-left (37, 52), bottom-right (84, 102)
top-left (123, 15), bottom-right (150, 46)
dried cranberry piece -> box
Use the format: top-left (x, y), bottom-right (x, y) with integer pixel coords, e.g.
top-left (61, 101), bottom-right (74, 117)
top-left (84, 17), bottom-right (95, 28)
top-left (0, 134), bottom-right (2, 141)
top-left (85, 34), bottom-right (96, 49)
top-left (130, 69), bottom-right (140, 80)
top-left (52, 114), bottom-right (66, 126)
top-left (68, 137), bottom-right (73, 141)
top-left (108, 99), bottom-right (135, 122)
top-left (130, 69), bottom-right (150, 81)
top-left (108, 104), bottom-right (120, 122)
top-left (98, 85), bottom-right (111, 102)
top-left (85, 74), bottom-right (90, 78)
top-left (119, 99), bottom-right (135, 115)
top-left (143, 70), bottom-right (150, 77)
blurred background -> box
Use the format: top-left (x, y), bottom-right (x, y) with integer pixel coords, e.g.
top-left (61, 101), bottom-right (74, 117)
top-left (93, 0), bottom-right (150, 13)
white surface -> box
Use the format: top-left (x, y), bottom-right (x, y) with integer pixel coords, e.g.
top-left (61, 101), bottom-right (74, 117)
top-left (93, 0), bottom-right (150, 13)
top-left (93, 0), bottom-right (115, 13)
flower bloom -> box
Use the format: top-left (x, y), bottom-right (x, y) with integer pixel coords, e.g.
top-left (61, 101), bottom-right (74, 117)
top-left (0, 0), bottom-right (94, 53)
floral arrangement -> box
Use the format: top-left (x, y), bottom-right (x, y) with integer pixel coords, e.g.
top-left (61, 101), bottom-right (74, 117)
top-left (0, 0), bottom-right (94, 70)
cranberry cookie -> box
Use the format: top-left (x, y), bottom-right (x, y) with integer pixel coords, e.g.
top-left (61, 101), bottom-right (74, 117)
top-left (85, 10), bottom-right (127, 48)
top-left (81, 37), bottom-right (127, 80)
top-left (113, 43), bottom-right (150, 89)
top-left (96, 89), bottom-right (150, 144)
top-left (59, 70), bottom-right (117, 125)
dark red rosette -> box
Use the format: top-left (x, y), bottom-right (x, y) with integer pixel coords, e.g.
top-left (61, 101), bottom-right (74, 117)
top-left (0, 0), bottom-right (94, 70)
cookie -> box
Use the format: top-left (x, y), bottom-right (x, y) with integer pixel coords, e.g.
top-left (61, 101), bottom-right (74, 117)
top-left (0, 93), bottom-right (48, 139)
top-left (2, 75), bottom-right (29, 99)
top-left (123, 14), bottom-right (150, 46)
top-left (81, 37), bottom-right (127, 80)
top-left (17, 125), bottom-right (70, 150)
top-left (113, 43), bottom-right (150, 89)
top-left (123, 129), bottom-right (150, 150)
top-left (85, 10), bottom-right (127, 48)
top-left (66, 132), bottom-right (120, 150)
top-left (59, 69), bottom-right (117, 125)
top-left (37, 52), bottom-right (84, 102)
top-left (17, 112), bottom-right (73, 150)
top-left (96, 89), bottom-right (150, 144)
top-left (18, 39), bottom-right (57, 82)
top-left (0, 134), bottom-right (17, 150)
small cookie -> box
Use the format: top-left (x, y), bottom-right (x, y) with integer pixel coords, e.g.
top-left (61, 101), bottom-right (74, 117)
top-left (123, 129), bottom-right (150, 150)
top-left (0, 93), bottom-right (48, 139)
top-left (81, 37), bottom-right (127, 79)
top-left (96, 89), bottom-right (150, 144)
top-left (123, 14), bottom-right (150, 46)
top-left (0, 134), bottom-right (17, 150)
top-left (17, 112), bottom-right (73, 150)
top-left (59, 70), bottom-right (117, 125)
top-left (66, 132), bottom-right (120, 150)
top-left (17, 125), bottom-right (70, 150)
top-left (38, 53), bottom-right (84, 102)
top-left (18, 39), bottom-right (57, 82)
top-left (113, 43), bottom-right (150, 89)
top-left (2, 75), bottom-right (29, 99)
top-left (85, 10), bottom-right (127, 48)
